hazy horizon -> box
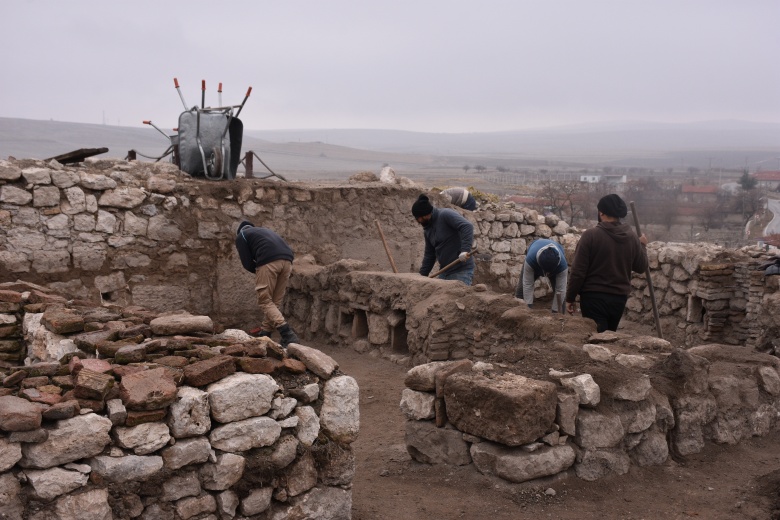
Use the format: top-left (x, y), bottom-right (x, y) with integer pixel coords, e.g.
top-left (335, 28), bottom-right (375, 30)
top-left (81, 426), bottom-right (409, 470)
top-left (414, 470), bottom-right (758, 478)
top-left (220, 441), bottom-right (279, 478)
top-left (1, 1), bottom-right (778, 133)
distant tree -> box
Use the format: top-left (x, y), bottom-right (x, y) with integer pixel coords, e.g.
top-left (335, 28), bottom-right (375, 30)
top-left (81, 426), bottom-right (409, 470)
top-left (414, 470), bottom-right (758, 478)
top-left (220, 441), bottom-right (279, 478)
top-left (537, 179), bottom-right (585, 225)
top-left (463, 165), bottom-right (471, 174)
top-left (739, 170), bottom-right (758, 190)
top-left (496, 166), bottom-right (507, 173)
top-left (474, 165), bottom-right (487, 173)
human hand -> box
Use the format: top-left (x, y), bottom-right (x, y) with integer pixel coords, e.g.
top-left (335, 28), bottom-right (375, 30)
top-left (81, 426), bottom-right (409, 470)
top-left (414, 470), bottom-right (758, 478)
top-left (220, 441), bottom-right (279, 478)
top-left (458, 251), bottom-right (468, 261)
top-left (639, 233), bottom-right (648, 246)
top-left (566, 302), bottom-right (576, 315)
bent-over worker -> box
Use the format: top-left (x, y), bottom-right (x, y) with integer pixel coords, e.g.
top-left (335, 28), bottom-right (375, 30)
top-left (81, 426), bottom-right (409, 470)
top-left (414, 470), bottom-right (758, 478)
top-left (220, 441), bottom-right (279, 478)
top-left (515, 238), bottom-right (568, 312)
top-left (235, 220), bottom-right (301, 347)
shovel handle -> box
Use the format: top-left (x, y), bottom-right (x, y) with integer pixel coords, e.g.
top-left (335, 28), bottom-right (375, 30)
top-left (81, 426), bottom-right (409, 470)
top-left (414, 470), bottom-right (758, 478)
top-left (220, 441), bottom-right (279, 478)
top-left (428, 248), bottom-right (477, 278)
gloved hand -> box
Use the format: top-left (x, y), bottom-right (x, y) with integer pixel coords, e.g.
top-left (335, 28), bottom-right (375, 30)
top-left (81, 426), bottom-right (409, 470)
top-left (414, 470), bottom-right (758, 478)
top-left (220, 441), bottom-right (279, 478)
top-left (458, 251), bottom-right (468, 261)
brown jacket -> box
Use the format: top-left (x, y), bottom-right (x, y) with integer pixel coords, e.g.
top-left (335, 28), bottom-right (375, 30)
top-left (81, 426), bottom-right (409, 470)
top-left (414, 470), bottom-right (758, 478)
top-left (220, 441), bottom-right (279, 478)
top-left (565, 221), bottom-right (648, 302)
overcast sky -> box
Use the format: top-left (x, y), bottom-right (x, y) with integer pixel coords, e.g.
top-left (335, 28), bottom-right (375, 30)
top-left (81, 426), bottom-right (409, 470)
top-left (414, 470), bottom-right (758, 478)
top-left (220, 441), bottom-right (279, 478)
top-left (1, 0), bottom-right (778, 133)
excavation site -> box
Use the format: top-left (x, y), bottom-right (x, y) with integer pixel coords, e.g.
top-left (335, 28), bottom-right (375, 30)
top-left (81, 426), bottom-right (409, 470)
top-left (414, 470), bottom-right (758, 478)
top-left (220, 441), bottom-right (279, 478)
top-left (1, 157), bottom-right (780, 520)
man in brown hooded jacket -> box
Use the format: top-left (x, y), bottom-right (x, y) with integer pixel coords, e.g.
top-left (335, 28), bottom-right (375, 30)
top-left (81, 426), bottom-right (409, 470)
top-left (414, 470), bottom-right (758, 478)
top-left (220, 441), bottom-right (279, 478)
top-left (565, 194), bottom-right (648, 332)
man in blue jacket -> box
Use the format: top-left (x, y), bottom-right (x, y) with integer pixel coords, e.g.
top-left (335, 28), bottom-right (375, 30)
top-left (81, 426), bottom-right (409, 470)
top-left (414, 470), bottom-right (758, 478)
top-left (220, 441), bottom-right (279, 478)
top-left (235, 220), bottom-right (300, 347)
top-left (412, 194), bottom-right (475, 285)
top-left (514, 238), bottom-right (568, 312)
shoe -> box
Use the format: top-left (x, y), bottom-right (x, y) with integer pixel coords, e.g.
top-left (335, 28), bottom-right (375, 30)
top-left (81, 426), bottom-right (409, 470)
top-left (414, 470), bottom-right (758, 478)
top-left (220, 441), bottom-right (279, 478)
top-left (277, 323), bottom-right (300, 347)
top-left (249, 328), bottom-right (271, 338)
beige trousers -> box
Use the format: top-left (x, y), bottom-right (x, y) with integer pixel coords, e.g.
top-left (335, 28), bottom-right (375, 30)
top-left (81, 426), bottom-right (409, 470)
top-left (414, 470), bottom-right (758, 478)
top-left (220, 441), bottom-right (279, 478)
top-left (254, 259), bottom-right (292, 330)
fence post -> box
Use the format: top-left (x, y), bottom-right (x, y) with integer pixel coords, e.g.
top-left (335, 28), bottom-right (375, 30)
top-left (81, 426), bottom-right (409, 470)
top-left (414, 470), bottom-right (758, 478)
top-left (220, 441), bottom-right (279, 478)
top-left (127, 150), bottom-right (136, 161)
top-left (245, 151), bottom-right (254, 179)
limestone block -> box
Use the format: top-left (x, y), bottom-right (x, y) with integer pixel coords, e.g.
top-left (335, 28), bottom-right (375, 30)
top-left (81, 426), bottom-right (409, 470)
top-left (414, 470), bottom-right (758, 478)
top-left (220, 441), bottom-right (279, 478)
top-left (400, 388), bottom-right (435, 420)
top-left (405, 420), bottom-right (471, 465)
top-left (0, 250), bottom-right (30, 272)
top-left (147, 214), bottom-right (182, 241)
top-left (161, 437), bottom-right (212, 470)
top-left (216, 490), bottom-right (239, 519)
top-left (242, 488), bottom-right (274, 516)
top-left (150, 314), bottom-right (214, 336)
top-left (25, 467), bottom-right (89, 500)
top-left (0, 395), bottom-right (43, 432)
top-left (207, 373), bottom-right (279, 423)
top-left (320, 376), bottom-right (359, 443)
top-left (470, 440), bottom-right (575, 483)
top-left (80, 172), bottom-right (117, 190)
top-left (22, 167), bottom-right (52, 185)
top-left (367, 312), bottom-right (390, 345)
top-left (295, 405), bottom-right (320, 447)
top-left (88, 454), bottom-right (164, 483)
top-left (0, 472), bottom-right (23, 519)
top-left (285, 451), bottom-right (318, 497)
top-left (161, 470), bottom-right (201, 501)
top-left (209, 416), bottom-right (282, 452)
top-left (758, 366), bottom-right (780, 395)
top-left (560, 374), bottom-right (600, 407)
top-left (288, 344), bottom-right (339, 379)
top-left (175, 494), bottom-right (217, 519)
top-left (32, 249), bottom-right (70, 273)
top-left (95, 210), bottom-right (116, 233)
top-left (444, 372), bottom-right (556, 446)
top-left (98, 187), bottom-right (146, 208)
top-left (0, 437), bottom-right (22, 471)
top-left (574, 409), bottom-right (624, 449)
top-left (54, 488), bottom-right (112, 520)
top-left (0, 185), bottom-right (33, 205)
top-left (574, 448), bottom-right (630, 481)
top-left (672, 394), bottom-right (717, 456)
top-left (21, 414), bottom-right (112, 469)
top-left (583, 344), bottom-right (613, 362)
top-left (556, 392), bottom-right (579, 436)
top-left (0, 160), bottom-right (22, 181)
top-left (200, 452), bottom-right (246, 490)
top-left (608, 399), bottom-right (657, 434)
top-left (269, 486), bottom-right (352, 520)
top-left (114, 422), bottom-right (171, 455)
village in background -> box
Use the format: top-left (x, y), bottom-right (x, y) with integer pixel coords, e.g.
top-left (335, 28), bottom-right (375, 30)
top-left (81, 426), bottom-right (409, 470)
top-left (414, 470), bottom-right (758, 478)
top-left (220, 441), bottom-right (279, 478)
top-left (2, 116), bottom-right (779, 249)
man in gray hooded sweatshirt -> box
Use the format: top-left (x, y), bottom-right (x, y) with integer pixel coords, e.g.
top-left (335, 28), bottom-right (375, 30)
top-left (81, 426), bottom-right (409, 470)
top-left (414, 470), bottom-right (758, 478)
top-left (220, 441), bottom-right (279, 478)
top-left (565, 194), bottom-right (648, 332)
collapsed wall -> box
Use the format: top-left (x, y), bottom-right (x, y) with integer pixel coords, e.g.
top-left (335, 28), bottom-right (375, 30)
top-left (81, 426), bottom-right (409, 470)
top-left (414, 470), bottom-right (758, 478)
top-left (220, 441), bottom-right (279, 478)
top-left (0, 282), bottom-right (357, 519)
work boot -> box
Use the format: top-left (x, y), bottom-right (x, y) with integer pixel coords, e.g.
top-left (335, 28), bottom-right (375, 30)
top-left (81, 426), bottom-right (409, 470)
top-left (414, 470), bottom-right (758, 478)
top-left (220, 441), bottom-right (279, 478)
top-left (249, 327), bottom-right (271, 338)
top-left (277, 323), bottom-right (300, 347)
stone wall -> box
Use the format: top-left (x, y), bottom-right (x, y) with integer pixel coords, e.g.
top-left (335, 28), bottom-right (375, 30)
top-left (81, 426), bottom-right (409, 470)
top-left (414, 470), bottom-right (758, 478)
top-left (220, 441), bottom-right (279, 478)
top-left (400, 343), bottom-right (780, 483)
top-left (0, 282), bottom-right (357, 519)
top-left (2, 156), bottom-right (779, 350)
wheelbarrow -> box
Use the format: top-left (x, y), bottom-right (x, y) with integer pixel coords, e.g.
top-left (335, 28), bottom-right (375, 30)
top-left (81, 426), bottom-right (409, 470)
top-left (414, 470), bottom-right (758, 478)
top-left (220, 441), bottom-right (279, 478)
top-left (143, 78), bottom-right (251, 180)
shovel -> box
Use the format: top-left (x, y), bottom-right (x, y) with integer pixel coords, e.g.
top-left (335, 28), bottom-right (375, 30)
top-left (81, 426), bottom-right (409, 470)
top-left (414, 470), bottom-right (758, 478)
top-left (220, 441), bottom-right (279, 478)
top-left (428, 248), bottom-right (477, 278)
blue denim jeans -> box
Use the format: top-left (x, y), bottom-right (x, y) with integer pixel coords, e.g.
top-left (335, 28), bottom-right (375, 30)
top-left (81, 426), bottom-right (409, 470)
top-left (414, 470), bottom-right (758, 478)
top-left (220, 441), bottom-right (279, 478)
top-left (439, 265), bottom-right (474, 285)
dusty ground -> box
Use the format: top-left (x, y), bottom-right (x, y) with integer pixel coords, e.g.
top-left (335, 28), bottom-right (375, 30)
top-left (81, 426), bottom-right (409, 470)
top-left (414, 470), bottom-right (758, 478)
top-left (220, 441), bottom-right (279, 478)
top-left (313, 332), bottom-right (780, 520)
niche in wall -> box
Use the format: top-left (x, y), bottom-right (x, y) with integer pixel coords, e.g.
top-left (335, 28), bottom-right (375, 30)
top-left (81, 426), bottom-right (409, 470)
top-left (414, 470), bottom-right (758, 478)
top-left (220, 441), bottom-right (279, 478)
top-left (352, 309), bottom-right (368, 339)
top-left (391, 317), bottom-right (409, 354)
top-left (687, 295), bottom-right (705, 323)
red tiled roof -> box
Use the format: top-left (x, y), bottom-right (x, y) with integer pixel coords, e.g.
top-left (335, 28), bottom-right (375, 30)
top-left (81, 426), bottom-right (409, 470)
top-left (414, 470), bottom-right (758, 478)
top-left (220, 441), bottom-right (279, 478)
top-left (754, 171), bottom-right (780, 181)
top-left (681, 185), bottom-right (718, 194)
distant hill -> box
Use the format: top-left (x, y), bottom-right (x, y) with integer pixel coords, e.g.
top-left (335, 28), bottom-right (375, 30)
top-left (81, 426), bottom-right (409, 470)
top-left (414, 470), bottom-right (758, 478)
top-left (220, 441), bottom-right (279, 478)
top-left (2, 117), bottom-right (779, 176)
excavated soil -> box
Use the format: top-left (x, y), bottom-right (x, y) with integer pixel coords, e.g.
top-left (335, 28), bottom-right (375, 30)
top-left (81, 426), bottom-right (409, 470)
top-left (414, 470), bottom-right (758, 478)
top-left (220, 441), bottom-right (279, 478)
top-left (311, 316), bottom-right (780, 520)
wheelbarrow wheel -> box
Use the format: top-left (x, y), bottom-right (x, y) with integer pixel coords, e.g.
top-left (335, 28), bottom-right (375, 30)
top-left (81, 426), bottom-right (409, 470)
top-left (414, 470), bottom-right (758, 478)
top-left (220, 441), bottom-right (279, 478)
top-left (206, 148), bottom-right (223, 179)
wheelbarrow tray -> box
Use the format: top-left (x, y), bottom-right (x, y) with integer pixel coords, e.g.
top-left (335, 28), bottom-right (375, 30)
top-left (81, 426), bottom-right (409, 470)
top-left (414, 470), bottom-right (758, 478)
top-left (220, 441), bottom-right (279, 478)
top-left (177, 109), bottom-right (243, 179)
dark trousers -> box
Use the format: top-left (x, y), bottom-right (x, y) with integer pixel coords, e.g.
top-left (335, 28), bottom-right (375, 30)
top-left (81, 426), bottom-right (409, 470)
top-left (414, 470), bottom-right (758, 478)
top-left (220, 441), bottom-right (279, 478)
top-left (462, 193), bottom-right (477, 211)
top-left (579, 292), bottom-right (628, 332)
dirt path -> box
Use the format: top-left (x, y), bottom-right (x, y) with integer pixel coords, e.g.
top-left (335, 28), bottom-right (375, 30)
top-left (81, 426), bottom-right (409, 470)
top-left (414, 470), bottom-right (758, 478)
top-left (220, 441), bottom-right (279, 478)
top-left (313, 343), bottom-right (780, 520)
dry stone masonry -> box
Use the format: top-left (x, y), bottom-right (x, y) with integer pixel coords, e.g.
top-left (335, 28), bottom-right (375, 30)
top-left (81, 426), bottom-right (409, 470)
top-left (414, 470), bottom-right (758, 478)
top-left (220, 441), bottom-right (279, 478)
top-left (0, 282), bottom-right (357, 519)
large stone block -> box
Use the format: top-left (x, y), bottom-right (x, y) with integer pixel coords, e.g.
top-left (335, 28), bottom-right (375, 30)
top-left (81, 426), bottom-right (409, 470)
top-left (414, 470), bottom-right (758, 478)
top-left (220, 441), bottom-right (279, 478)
top-left (443, 372), bottom-right (557, 446)
top-left (470, 440), bottom-right (575, 483)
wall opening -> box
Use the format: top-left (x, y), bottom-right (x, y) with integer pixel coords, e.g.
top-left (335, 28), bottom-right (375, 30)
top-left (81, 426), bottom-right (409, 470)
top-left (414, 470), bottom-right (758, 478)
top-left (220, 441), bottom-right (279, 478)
top-left (686, 295), bottom-right (705, 323)
top-left (352, 309), bottom-right (369, 339)
top-left (339, 310), bottom-right (353, 337)
top-left (391, 318), bottom-right (409, 355)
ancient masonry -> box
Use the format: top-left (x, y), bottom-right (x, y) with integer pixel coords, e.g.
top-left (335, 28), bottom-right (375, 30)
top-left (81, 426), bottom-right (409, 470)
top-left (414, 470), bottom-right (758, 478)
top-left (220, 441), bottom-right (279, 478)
top-left (2, 157), bottom-right (780, 497)
top-left (0, 282), bottom-right (357, 519)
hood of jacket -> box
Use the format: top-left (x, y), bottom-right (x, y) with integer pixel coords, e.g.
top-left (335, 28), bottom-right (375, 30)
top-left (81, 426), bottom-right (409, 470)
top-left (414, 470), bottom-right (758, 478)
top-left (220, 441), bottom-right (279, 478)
top-left (596, 221), bottom-right (634, 244)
